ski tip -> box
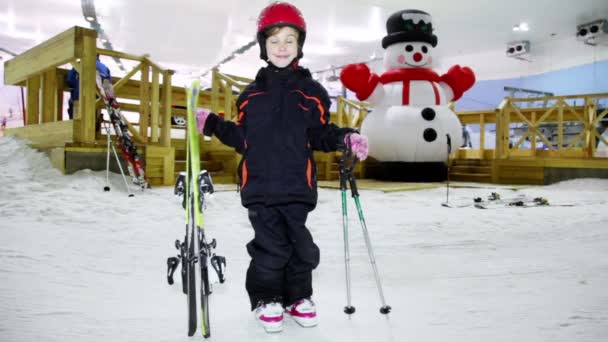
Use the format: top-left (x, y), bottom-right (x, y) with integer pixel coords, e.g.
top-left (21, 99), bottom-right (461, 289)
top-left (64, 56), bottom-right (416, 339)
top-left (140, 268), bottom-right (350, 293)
top-left (189, 80), bottom-right (201, 93)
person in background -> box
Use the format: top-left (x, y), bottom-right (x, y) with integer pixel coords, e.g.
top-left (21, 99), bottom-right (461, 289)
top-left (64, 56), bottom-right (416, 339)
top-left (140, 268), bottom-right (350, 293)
top-left (461, 124), bottom-right (472, 148)
top-left (65, 55), bottom-right (111, 119)
top-left (195, 2), bottom-right (368, 333)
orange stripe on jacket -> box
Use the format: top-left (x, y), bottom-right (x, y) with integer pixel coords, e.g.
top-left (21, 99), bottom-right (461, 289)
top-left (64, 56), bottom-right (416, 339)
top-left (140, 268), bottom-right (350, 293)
top-left (306, 158), bottom-right (312, 189)
top-left (237, 92), bottom-right (266, 125)
top-left (241, 160), bottom-right (248, 189)
top-left (293, 90), bottom-right (326, 124)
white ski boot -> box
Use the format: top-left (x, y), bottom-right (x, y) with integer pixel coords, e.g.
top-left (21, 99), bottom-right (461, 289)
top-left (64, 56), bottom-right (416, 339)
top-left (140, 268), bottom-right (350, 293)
top-left (254, 301), bottom-right (284, 333)
top-left (285, 298), bottom-right (318, 327)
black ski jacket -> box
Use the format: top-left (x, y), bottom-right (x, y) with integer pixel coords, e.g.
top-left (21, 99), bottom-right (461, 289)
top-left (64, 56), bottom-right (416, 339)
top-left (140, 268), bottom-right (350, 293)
top-left (203, 65), bottom-right (355, 208)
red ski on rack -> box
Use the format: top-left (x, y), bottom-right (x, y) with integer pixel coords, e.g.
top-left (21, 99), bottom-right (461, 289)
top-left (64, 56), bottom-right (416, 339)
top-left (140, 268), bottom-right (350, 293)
top-left (96, 73), bottom-right (149, 190)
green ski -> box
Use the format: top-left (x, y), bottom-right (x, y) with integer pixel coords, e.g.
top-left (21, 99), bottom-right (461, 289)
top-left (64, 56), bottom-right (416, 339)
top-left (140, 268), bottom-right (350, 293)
top-left (166, 81), bottom-right (226, 339)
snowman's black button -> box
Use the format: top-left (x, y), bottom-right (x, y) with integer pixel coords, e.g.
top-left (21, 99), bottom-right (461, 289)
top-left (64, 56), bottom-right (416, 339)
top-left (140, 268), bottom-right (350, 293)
top-left (421, 108), bottom-right (435, 121)
top-left (423, 128), bottom-right (437, 142)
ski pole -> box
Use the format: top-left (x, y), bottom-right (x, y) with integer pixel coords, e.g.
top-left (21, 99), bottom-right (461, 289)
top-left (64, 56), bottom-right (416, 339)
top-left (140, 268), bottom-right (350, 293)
top-left (445, 134), bottom-right (452, 205)
top-left (339, 142), bottom-right (391, 315)
top-left (339, 147), bottom-right (355, 315)
top-left (346, 159), bottom-right (391, 315)
top-left (104, 120), bottom-right (111, 192)
top-left (103, 121), bottom-right (134, 197)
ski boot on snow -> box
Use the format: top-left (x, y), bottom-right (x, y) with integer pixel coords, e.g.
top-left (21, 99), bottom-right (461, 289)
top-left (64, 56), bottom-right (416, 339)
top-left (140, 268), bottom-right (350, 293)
top-left (254, 301), bottom-right (284, 333)
top-left (284, 298), bottom-right (318, 327)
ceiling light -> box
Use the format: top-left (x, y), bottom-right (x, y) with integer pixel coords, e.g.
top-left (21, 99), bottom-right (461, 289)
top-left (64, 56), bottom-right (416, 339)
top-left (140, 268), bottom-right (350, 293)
top-left (86, 16), bottom-right (95, 22)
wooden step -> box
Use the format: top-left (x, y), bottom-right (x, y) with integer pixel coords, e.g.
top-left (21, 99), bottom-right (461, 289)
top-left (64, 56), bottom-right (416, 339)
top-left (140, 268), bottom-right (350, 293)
top-left (450, 165), bottom-right (492, 174)
top-left (328, 170), bottom-right (363, 180)
top-left (173, 171), bottom-right (234, 184)
top-left (174, 160), bottom-right (224, 173)
top-left (450, 172), bottom-right (492, 183)
top-left (208, 172), bottom-right (235, 184)
top-left (451, 159), bottom-right (491, 167)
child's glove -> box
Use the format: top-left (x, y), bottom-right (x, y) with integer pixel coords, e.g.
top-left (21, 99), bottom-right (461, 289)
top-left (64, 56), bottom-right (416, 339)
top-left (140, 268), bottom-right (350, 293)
top-left (196, 108), bottom-right (212, 134)
top-left (345, 133), bottom-right (369, 161)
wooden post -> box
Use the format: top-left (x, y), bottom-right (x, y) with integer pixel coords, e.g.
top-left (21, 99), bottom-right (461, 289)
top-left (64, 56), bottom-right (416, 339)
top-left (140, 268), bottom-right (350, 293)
top-left (504, 105), bottom-right (511, 158)
top-left (495, 108), bottom-right (503, 158)
top-left (211, 69), bottom-right (220, 112)
top-left (26, 76), bottom-right (41, 125)
top-left (160, 70), bottom-right (173, 147)
top-left (531, 111), bottom-right (537, 156)
top-left (557, 99), bottom-right (564, 157)
top-left (56, 82), bottom-right (64, 121)
top-left (41, 69), bottom-right (58, 123)
top-left (480, 113), bottom-right (486, 158)
top-left (496, 99), bottom-right (509, 159)
top-left (224, 85), bottom-right (233, 120)
top-left (150, 67), bottom-right (160, 143)
top-left (586, 99), bottom-right (596, 158)
top-left (139, 61), bottom-right (150, 142)
top-left (78, 34), bottom-right (97, 143)
top-left (337, 97), bottom-right (344, 127)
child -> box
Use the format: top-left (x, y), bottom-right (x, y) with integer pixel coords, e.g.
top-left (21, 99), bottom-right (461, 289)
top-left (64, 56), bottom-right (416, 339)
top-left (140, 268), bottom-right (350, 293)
top-left (196, 1), bottom-right (368, 333)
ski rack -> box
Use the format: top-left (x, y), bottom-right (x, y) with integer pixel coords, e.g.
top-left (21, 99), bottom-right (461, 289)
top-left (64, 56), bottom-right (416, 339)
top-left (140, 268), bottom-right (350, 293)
top-left (97, 76), bottom-right (149, 190)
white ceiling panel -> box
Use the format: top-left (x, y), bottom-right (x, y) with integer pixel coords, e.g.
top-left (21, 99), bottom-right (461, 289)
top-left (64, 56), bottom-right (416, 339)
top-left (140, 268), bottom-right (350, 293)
top-left (1, 0), bottom-right (607, 81)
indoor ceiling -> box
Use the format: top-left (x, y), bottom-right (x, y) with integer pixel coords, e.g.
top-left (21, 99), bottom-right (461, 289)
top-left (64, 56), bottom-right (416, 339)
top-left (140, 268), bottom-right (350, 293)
top-left (1, 0), bottom-right (608, 82)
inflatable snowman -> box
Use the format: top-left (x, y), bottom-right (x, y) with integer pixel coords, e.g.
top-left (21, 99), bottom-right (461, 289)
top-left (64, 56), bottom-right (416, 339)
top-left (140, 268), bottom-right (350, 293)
top-left (341, 9), bottom-right (475, 178)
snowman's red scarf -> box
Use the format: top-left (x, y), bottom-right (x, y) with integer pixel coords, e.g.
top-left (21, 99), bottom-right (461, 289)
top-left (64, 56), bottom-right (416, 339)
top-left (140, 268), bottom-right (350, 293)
top-left (379, 68), bottom-right (442, 105)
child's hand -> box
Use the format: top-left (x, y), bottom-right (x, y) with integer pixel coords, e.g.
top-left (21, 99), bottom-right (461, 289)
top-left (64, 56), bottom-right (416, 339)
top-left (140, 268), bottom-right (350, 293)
top-left (196, 108), bottom-right (212, 134)
top-left (345, 133), bottom-right (369, 161)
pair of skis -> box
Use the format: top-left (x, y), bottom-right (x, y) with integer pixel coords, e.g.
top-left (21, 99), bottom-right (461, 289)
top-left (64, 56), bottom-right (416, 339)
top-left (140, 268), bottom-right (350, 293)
top-left (443, 192), bottom-right (574, 209)
top-left (166, 81), bottom-right (226, 338)
top-left (96, 74), bottom-right (149, 190)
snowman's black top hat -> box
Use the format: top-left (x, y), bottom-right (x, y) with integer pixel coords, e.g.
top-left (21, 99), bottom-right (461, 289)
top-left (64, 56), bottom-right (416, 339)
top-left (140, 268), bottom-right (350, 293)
top-left (382, 9), bottom-right (438, 49)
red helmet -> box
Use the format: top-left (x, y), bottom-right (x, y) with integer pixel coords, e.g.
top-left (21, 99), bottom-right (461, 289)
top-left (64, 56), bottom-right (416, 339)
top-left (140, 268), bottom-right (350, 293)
top-left (256, 2), bottom-right (306, 61)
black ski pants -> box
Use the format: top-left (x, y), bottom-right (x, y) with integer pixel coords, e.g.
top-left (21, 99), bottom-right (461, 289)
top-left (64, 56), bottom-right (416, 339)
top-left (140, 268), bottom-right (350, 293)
top-left (245, 203), bottom-right (320, 310)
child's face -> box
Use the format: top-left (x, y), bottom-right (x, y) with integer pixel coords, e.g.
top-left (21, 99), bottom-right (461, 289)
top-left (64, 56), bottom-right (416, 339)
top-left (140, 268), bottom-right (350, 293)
top-left (265, 26), bottom-right (299, 68)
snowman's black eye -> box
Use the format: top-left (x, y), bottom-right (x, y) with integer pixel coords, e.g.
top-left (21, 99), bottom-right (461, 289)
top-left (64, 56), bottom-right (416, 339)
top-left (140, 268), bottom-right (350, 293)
top-left (405, 45), bottom-right (414, 52)
top-left (421, 46), bottom-right (428, 53)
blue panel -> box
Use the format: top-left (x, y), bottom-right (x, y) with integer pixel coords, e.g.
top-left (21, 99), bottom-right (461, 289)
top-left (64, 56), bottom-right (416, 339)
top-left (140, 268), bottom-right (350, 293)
top-left (455, 60), bottom-right (608, 111)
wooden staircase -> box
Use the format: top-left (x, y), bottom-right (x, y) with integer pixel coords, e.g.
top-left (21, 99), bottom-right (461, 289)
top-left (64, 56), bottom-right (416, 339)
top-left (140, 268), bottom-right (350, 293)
top-left (449, 159), bottom-right (492, 183)
top-left (174, 150), bottom-right (235, 184)
top-left (316, 152), bottom-right (364, 181)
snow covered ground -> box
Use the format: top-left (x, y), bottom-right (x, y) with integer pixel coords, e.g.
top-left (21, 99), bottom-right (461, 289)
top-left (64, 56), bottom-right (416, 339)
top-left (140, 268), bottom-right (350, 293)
top-left (1, 136), bottom-right (608, 342)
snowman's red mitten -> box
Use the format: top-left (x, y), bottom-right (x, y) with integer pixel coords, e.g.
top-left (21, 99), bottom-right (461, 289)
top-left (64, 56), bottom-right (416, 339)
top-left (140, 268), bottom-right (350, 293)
top-left (440, 65), bottom-right (476, 101)
top-left (340, 63), bottom-right (380, 101)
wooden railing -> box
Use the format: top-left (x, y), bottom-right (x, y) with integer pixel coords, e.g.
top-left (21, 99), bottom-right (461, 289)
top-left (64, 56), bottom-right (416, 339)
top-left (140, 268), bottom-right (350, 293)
top-left (335, 96), bottom-right (368, 129)
top-left (457, 109), bottom-right (498, 159)
top-left (210, 68), bottom-right (252, 120)
top-left (3, 26), bottom-right (175, 148)
top-left (333, 91), bottom-right (608, 161)
top-left (94, 49), bottom-right (174, 147)
top-left (495, 93), bottom-right (608, 159)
